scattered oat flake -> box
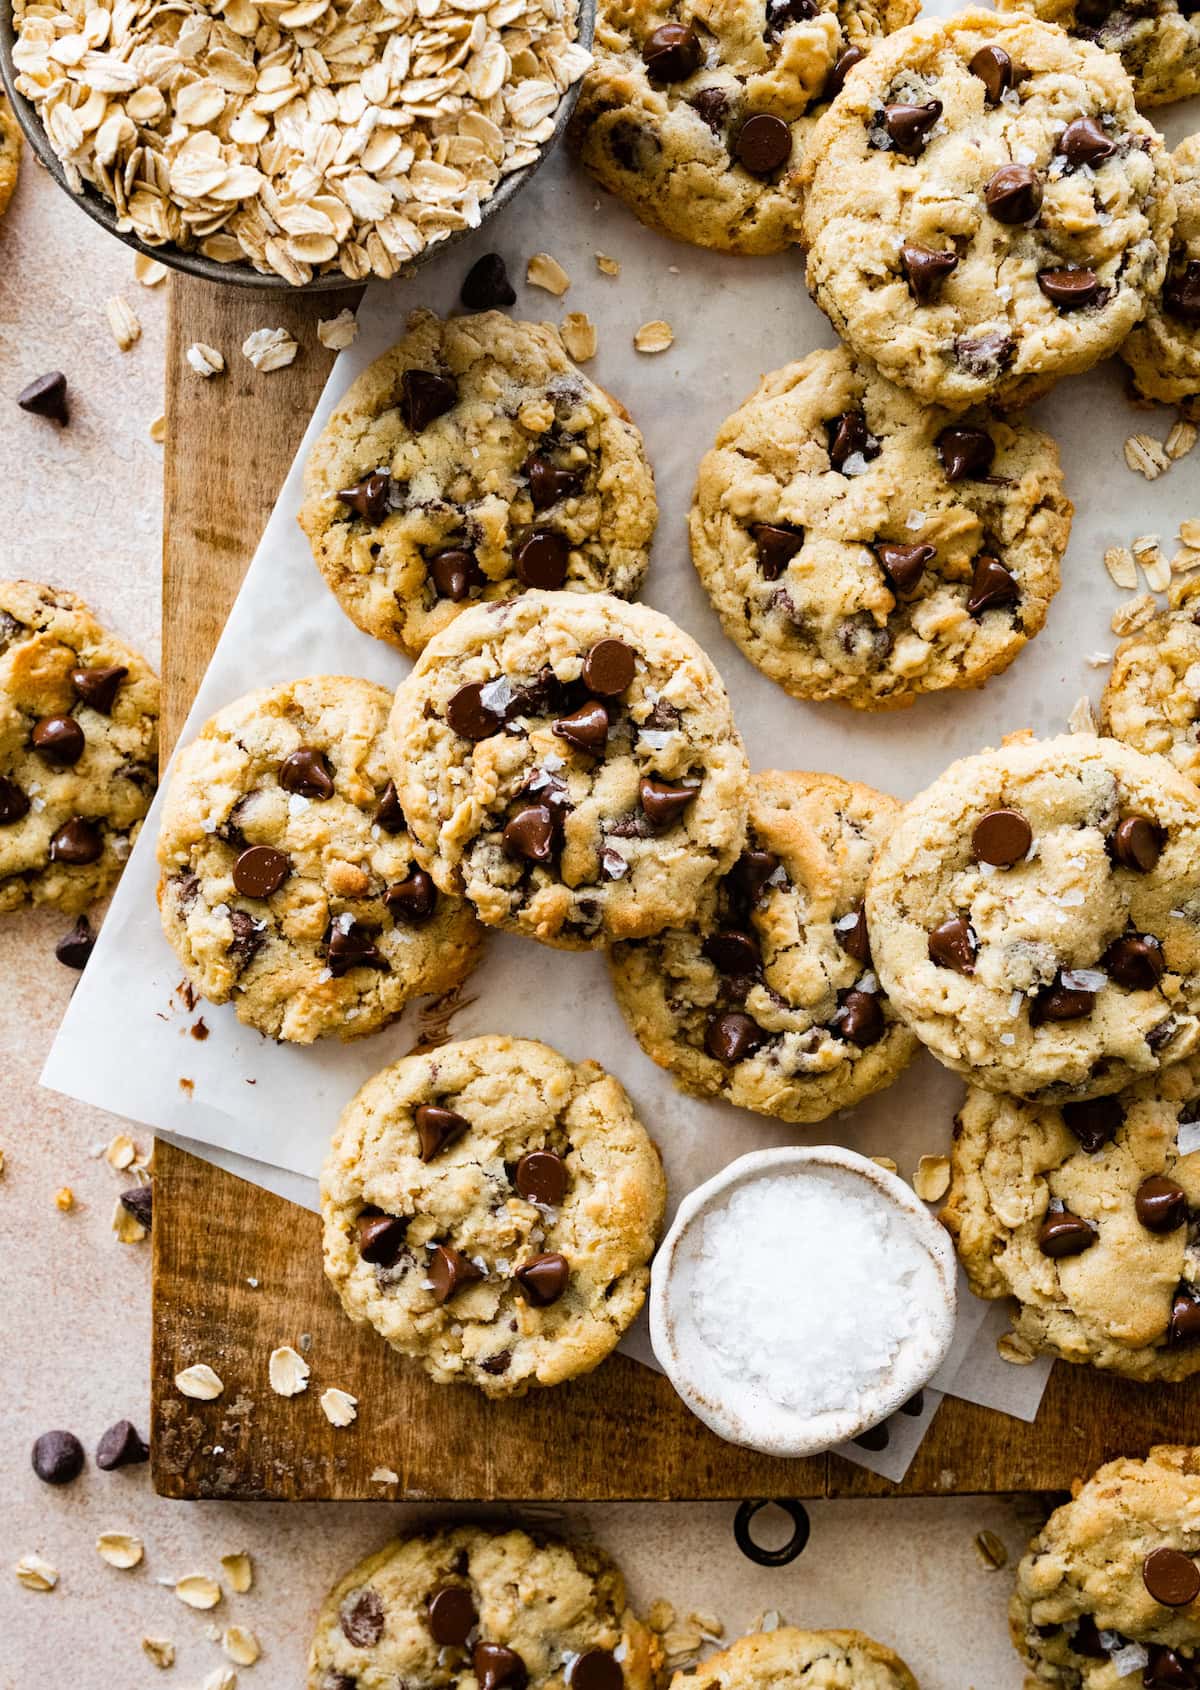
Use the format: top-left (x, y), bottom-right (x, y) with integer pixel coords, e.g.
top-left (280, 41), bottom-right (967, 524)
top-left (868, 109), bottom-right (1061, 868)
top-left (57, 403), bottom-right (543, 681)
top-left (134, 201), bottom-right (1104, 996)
top-left (1167, 421), bottom-right (1198, 461)
top-left (106, 296), bottom-right (141, 351)
top-left (912, 1155), bottom-right (950, 1203)
top-left (647, 1599), bottom-right (675, 1633)
top-left (204, 1669), bottom-right (237, 1690)
top-left (0, 1150), bottom-right (6, 1176)
top-left (320, 1387), bottom-right (358, 1427)
top-left (176, 1574), bottom-right (222, 1610)
top-left (318, 310), bottom-right (359, 352)
top-left (596, 253), bottom-right (621, 276)
top-left (634, 320), bottom-right (674, 354)
top-left (97, 1532), bottom-right (144, 1569)
top-left (134, 254), bottom-right (167, 287)
top-left (1124, 433), bottom-right (1170, 480)
top-left (755, 1611), bottom-right (783, 1633)
top-left (142, 1637), bottom-right (175, 1669)
top-left (662, 1627), bottom-right (703, 1659)
top-left (242, 328), bottom-right (298, 373)
top-left (1111, 593), bottom-right (1157, 636)
top-left (1103, 546), bottom-right (1137, 590)
top-left (1067, 695), bottom-right (1098, 735)
top-left (268, 1344), bottom-right (310, 1397)
top-left (1085, 651), bottom-right (1111, 667)
top-left (974, 1529), bottom-right (1008, 1571)
top-left (187, 343), bottom-right (225, 379)
top-left (872, 1155), bottom-right (898, 1173)
top-left (1182, 520), bottom-right (1200, 550)
top-left (175, 1363), bottom-right (224, 1400)
top-left (997, 1331), bottom-right (1037, 1365)
top-left (220, 1552), bottom-right (253, 1594)
top-left (112, 1196), bottom-right (147, 1244)
top-left (688, 1611), bottom-right (724, 1638)
top-left (1175, 548), bottom-right (1200, 578)
top-left (105, 1134), bottom-right (137, 1172)
top-left (15, 1554), bottom-right (58, 1591)
top-left (526, 252), bottom-right (570, 295)
top-left (223, 1626), bottom-right (261, 1666)
top-left (54, 1186), bottom-right (75, 1212)
top-left (370, 1466), bottom-right (400, 1483)
top-left (560, 311), bottom-right (597, 362)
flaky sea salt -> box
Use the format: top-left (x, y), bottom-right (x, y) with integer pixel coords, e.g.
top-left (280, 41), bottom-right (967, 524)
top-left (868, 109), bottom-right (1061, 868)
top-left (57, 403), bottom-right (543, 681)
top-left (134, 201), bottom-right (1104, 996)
top-left (1178, 1120), bottom-right (1200, 1156)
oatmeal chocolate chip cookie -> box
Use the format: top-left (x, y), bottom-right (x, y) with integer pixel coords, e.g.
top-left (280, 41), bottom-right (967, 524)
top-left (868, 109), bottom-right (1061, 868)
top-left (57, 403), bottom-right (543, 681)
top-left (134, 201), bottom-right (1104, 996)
top-left (0, 580), bottom-right (158, 916)
top-left (320, 1036), bottom-right (666, 1394)
top-left (0, 98), bottom-right (22, 220)
top-left (689, 346), bottom-right (1070, 709)
top-left (1103, 576), bottom-right (1200, 788)
top-left (387, 591), bottom-right (751, 949)
top-left (798, 8), bottom-right (1175, 411)
top-left (1011, 1446), bottom-right (1200, 1687)
top-left (672, 1627), bottom-right (919, 1690)
top-left (865, 732), bottom-right (1200, 1103)
top-left (157, 676), bottom-right (482, 1045)
top-left (1000, 0), bottom-right (1200, 108)
top-left (299, 310), bottom-right (657, 659)
top-left (944, 1061), bottom-right (1200, 1379)
top-left (1122, 135), bottom-right (1200, 414)
top-left (308, 1525), bottom-right (662, 1690)
top-left (610, 770), bottom-right (919, 1123)
top-left (569, 0), bottom-right (918, 257)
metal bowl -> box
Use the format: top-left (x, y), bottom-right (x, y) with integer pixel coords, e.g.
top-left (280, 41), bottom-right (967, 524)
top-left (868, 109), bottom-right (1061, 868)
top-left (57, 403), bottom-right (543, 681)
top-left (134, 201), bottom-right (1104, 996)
top-left (0, 0), bottom-right (594, 292)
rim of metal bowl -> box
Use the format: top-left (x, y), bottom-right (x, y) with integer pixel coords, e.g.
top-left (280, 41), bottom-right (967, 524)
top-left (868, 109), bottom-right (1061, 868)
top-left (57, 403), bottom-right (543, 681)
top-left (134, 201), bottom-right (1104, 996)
top-left (0, 0), bottom-right (595, 292)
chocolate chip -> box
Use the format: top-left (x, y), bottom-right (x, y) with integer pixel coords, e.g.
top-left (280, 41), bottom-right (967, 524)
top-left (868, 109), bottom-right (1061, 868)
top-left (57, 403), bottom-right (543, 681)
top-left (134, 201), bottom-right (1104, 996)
top-left (639, 775), bottom-right (695, 832)
top-left (120, 1183), bottom-right (153, 1230)
top-left (837, 906), bottom-right (871, 965)
top-left (18, 371), bottom-right (69, 426)
top-left (227, 909), bottom-right (264, 971)
top-left (31, 1430), bottom-right (85, 1486)
top-left (969, 44), bottom-right (1014, 103)
top-left (936, 425), bottom-right (995, 481)
top-left (1058, 115), bottom-right (1116, 167)
top-left (95, 1419), bottom-right (149, 1470)
top-left (691, 86), bottom-right (731, 130)
top-left (750, 522), bottom-right (803, 580)
top-left (901, 1391), bottom-right (924, 1416)
top-left (514, 528), bottom-right (569, 589)
top-left (827, 409), bottom-right (877, 471)
top-left (327, 918), bottom-right (386, 976)
top-left (401, 369), bottom-right (457, 432)
top-left (503, 804), bottom-right (556, 862)
top-left (480, 1350), bottom-right (511, 1375)
top-left (1136, 1175), bottom-right (1188, 1234)
top-left (428, 1244), bottom-right (483, 1304)
top-left (1170, 1285), bottom-right (1200, 1345)
top-left (31, 714), bottom-right (85, 766)
top-left (972, 808), bottom-right (1031, 866)
top-left (825, 44), bottom-right (864, 100)
top-left (0, 777), bottom-right (30, 825)
top-left (375, 780), bottom-right (407, 833)
top-left (357, 1210), bottom-right (407, 1265)
top-left (984, 163), bottom-right (1042, 223)
top-left (881, 100), bottom-right (942, 155)
top-left (340, 1587), bottom-right (385, 1647)
top-left (515, 1149), bottom-right (568, 1206)
top-left (901, 243), bottom-right (958, 304)
top-left (232, 845), bottom-right (290, 899)
top-left (49, 818), bottom-right (103, 864)
top-left (515, 1251), bottom-right (569, 1305)
top-left (966, 555), bottom-right (1019, 615)
top-left (1166, 262), bottom-right (1200, 325)
top-left (1149, 1016), bottom-right (1179, 1051)
top-left (1037, 1209), bottom-right (1097, 1257)
top-left (702, 929), bottom-right (761, 974)
top-left (71, 665), bottom-right (126, 713)
top-left (853, 1422), bottom-right (890, 1451)
top-left (415, 1103), bottom-right (469, 1162)
top-left (1144, 1644), bottom-right (1199, 1688)
top-left (1070, 1615), bottom-right (1107, 1659)
top-left (954, 330), bottom-right (1014, 376)
top-left (386, 869), bottom-right (437, 925)
top-left (337, 471), bottom-right (391, 524)
top-left (1103, 932), bottom-right (1164, 990)
top-left (582, 638), bottom-right (636, 698)
top-left (1110, 814), bottom-right (1164, 873)
top-left (765, 0), bottom-right (817, 32)
top-left (642, 21), bottom-right (702, 81)
top-left (553, 700), bottom-right (609, 755)
top-left (1038, 267), bottom-right (1103, 309)
top-left (734, 113), bottom-right (792, 176)
top-left (446, 682), bottom-right (502, 740)
top-left (1143, 1548), bottom-right (1200, 1608)
top-left (1031, 979), bottom-right (1095, 1024)
top-left (726, 849), bottom-right (781, 908)
top-left (427, 548), bottom-right (478, 602)
top-left (279, 747), bottom-right (335, 799)
top-left (833, 988), bottom-right (884, 1046)
top-left (428, 1584), bottom-right (477, 1647)
top-left (461, 252), bottom-right (516, 310)
top-left (571, 1652), bottom-right (623, 1690)
top-left (474, 1643), bottom-right (528, 1690)
top-left (1061, 1095), bottom-right (1123, 1154)
top-left (705, 1010), bottom-right (764, 1063)
top-left (525, 454), bottom-right (584, 512)
top-left (928, 916), bottom-right (976, 973)
top-left (876, 542), bottom-right (934, 596)
top-left (55, 913), bottom-right (95, 970)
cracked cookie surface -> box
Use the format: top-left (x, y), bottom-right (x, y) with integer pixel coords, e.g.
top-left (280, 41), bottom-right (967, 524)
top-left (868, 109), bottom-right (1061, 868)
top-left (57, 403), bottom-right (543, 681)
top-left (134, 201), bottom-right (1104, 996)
top-left (0, 580), bottom-right (158, 915)
top-left (1011, 1447), bottom-right (1200, 1688)
top-left (299, 310), bottom-right (657, 658)
top-left (1103, 577), bottom-right (1200, 788)
top-left (387, 591), bottom-right (751, 949)
top-left (1121, 134), bottom-right (1200, 414)
top-left (569, 0), bottom-right (917, 255)
top-left (865, 732), bottom-right (1200, 1102)
top-left (0, 98), bottom-right (21, 219)
top-left (689, 345), bottom-right (1070, 709)
top-left (157, 676), bottom-right (482, 1044)
top-left (798, 8), bottom-right (1174, 410)
top-left (610, 770), bottom-right (918, 1123)
top-left (320, 1036), bottom-right (666, 1395)
top-left (944, 1060), bottom-right (1200, 1379)
top-left (672, 1627), bottom-right (919, 1690)
top-left (1000, 0), bottom-right (1200, 107)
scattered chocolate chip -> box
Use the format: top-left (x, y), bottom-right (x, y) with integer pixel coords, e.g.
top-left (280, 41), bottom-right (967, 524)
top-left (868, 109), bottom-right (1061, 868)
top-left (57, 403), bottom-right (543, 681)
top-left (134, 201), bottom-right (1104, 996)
top-left (357, 1210), bottom-right (407, 1266)
top-left (376, 780), bottom-right (407, 833)
top-left (1110, 814), bottom-right (1165, 873)
top-left (853, 1421), bottom-right (890, 1451)
top-left (461, 252), bottom-right (516, 310)
top-left (705, 1010), bottom-right (764, 1064)
top-left (824, 43), bottom-right (864, 100)
top-left (31, 1430), bottom-right (85, 1486)
top-left (876, 541), bottom-right (934, 596)
top-left (95, 1419), bottom-right (149, 1470)
top-left (691, 86), bottom-right (731, 130)
top-left (571, 1652), bottom-right (623, 1690)
top-left (120, 1183), bottom-right (153, 1230)
top-left (1058, 115), bottom-right (1116, 168)
top-left (515, 1251), bottom-right (569, 1306)
top-left (1144, 1644), bottom-right (1199, 1688)
top-left (642, 21), bottom-right (702, 81)
top-left (1166, 261), bottom-right (1200, 325)
top-left (386, 869), bottom-right (437, 924)
top-left (49, 817), bottom-right (103, 865)
top-left (966, 554), bottom-right (1018, 615)
top-left (18, 370), bottom-right (70, 425)
top-left (972, 808), bottom-right (1031, 866)
top-left (734, 113), bottom-right (792, 176)
top-left (702, 929), bottom-right (761, 974)
top-left (515, 1149), bottom-right (568, 1206)
top-left (1061, 1095), bottom-right (1123, 1154)
top-left (525, 454), bottom-right (584, 511)
top-left (827, 409), bottom-right (877, 471)
top-left (582, 637), bottom-right (635, 697)
top-left (0, 777), bottom-right (30, 825)
top-left (514, 528), bottom-right (569, 589)
top-left (1037, 1209), bottom-right (1097, 1257)
top-left (232, 845), bottom-right (291, 899)
top-left (480, 1350), bottom-right (512, 1375)
top-left (639, 775), bottom-right (695, 832)
top-left (71, 665), bottom-right (126, 713)
top-left (227, 909), bottom-right (264, 971)
top-left (430, 548), bottom-right (480, 602)
top-left (765, 0), bottom-right (817, 32)
top-left (726, 849), bottom-right (781, 907)
top-left (428, 1244), bottom-right (484, 1304)
top-left (750, 522), bottom-right (804, 580)
top-left (954, 330), bottom-right (1014, 376)
top-left (833, 988), bottom-right (884, 1046)
top-left (836, 907), bottom-right (871, 967)
top-left (1031, 979), bottom-right (1095, 1024)
top-left (1038, 267), bottom-right (1102, 309)
top-left (340, 1587), bottom-right (385, 1647)
top-left (337, 471), bottom-right (391, 524)
top-left (1103, 932), bottom-right (1164, 990)
top-left (279, 746), bottom-right (334, 799)
top-left (55, 913), bottom-right (95, 970)
top-left (901, 243), bottom-right (958, 304)
top-left (1136, 1174), bottom-right (1188, 1234)
top-left (969, 44), bottom-right (1014, 103)
top-left (328, 918), bottom-right (386, 976)
top-left (1149, 1017), bottom-right (1179, 1052)
top-left (1170, 1285), bottom-right (1200, 1346)
top-left (882, 100), bottom-right (942, 155)
top-left (447, 682), bottom-right (502, 740)
top-left (1143, 1547), bottom-right (1200, 1608)
top-left (936, 425), bottom-right (995, 481)
top-left (474, 1643), bottom-right (528, 1690)
top-left (1070, 1615), bottom-right (1107, 1659)
top-left (900, 1391), bottom-right (924, 1416)
top-left (31, 714), bottom-right (85, 766)
top-left (428, 1584), bottom-right (478, 1647)
top-left (984, 163), bottom-right (1042, 223)
top-left (928, 915), bottom-right (976, 973)
top-left (503, 804), bottom-right (556, 862)
top-left (553, 700), bottom-right (609, 755)
top-left (401, 369), bottom-right (457, 432)
top-left (415, 1103), bottom-right (469, 1162)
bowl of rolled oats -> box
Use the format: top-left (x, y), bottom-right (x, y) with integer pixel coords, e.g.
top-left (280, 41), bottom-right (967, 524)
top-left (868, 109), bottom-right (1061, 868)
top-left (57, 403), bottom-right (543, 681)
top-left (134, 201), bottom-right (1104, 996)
top-left (0, 0), bottom-right (593, 289)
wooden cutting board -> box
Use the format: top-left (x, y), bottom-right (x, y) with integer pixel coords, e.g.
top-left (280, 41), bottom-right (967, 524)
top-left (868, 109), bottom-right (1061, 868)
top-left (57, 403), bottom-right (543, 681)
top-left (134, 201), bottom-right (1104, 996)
top-left (152, 273), bottom-right (1200, 1501)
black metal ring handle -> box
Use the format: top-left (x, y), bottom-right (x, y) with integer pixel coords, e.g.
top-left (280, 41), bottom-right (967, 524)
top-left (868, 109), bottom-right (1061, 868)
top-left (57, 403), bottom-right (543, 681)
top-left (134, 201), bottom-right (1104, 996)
top-left (733, 1499), bottom-right (811, 1566)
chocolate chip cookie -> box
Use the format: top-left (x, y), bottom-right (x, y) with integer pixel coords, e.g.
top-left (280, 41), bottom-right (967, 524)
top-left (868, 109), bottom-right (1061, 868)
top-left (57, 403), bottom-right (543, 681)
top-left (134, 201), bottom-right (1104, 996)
top-left (387, 591), bottom-right (751, 948)
top-left (0, 98), bottom-right (22, 219)
top-left (157, 676), bottom-right (482, 1044)
top-left (944, 1060), bottom-right (1200, 1379)
top-left (299, 310), bottom-right (656, 659)
top-left (672, 1627), bottom-right (919, 1690)
top-left (865, 731), bottom-right (1200, 1102)
top-left (320, 1036), bottom-right (666, 1394)
top-left (569, 0), bottom-right (918, 256)
top-left (1121, 135), bottom-right (1200, 415)
top-left (1000, 0), bottom-right (1200, 107)
top-left (1012, 1446), bottom-right (1200, 1687)
top-left (689, 346), bottom-right (1071, 709)
top-left (610, 770), bottom-right (918, 1123)
top-left (1103, 576), bottom-right (1200, 788)
top-left (0, 580), bottom-right (158, 915)
top-left (798, 8), bottom-right (1175, 410)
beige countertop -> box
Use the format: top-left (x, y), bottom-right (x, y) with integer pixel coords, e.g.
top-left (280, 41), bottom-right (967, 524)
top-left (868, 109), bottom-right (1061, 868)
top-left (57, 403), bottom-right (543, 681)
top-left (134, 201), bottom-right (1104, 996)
top-left (0, 151), bottom-right (1038, 1690)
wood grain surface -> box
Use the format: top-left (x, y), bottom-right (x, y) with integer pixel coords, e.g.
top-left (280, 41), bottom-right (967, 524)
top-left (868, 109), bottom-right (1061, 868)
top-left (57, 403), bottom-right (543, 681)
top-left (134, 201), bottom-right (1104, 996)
top-left (153, 273), bottom-right (1200, 1501)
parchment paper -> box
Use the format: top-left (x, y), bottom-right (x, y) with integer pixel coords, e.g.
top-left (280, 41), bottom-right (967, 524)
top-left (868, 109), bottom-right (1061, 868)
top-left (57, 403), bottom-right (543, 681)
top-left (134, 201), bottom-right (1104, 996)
top-left (43, 47), bottom-right (1200, 1479)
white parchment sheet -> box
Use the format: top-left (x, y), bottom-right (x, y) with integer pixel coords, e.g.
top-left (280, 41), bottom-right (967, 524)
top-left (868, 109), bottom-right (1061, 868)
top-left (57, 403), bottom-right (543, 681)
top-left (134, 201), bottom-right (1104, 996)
top-left (43, 47), bottom-right (1200, 1478)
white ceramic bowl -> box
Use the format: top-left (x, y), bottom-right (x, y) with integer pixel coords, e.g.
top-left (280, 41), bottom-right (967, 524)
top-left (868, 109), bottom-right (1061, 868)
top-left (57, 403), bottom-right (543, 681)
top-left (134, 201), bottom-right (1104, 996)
top-left (649, 1145), bottom-right (957, 1458)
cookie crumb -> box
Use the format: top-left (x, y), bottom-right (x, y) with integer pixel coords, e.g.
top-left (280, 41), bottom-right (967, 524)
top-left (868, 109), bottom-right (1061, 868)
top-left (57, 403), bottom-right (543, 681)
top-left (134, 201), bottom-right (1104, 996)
top-left (242, 328), bottom-right (298, 372)
top-left (318, 310), bottom-right (359, 352)
top-left (526, 252), bottom-right (570, 295)
top-left (106, 296), bottom-right (141, 351)
top-left (634, 320), bottom-right (674, 354)
top-left (111, 1196), bottom-right (147, 1244)
top-left (370, 1466), bottom-right (400, 1483)
top-left (149, 413), bottom-right (166, 444)
top-left (596, 253), bottom-right (621, 276)
top-left (54, 1186), bottom-right (74, 1212)
top-left (141, 1638), bottom-right (175, 1669)
top-left (997, 1331), bottom-right (1037, 1366)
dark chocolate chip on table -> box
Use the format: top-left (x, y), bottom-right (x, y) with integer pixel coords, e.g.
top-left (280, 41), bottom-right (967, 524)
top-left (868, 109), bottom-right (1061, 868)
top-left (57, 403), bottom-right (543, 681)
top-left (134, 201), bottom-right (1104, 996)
top-left (120, 1183), bottom-right (153, 1230)
top-left (71, 665), bottom-right (126, 713)
top-left (1110, 814), bottom-right (1164, 873)
top-left (515, 1149), bottom-right (568, 1206)
top-left (1136, 1175), bottom-right (1188, 1234)
top-left (936, 426), bottom-right (995, 481)
top-left (337, 471), bottom-right (391, 524)
top-left (750, 522), bottom-right (803, 580)
top-left (514, 528), bottom-right (569, 589)
top-left (966, 555), bottom-right (1018, 616)
top-left (55, 914), bottom-right (95, 970)
top-left (639, 776), bottom-right (695, 832)
top-left (474, 1642), bottom-right (528, 1690)
top-left (642, 22), bottom-right (702, 81)
top-left (1037, 1209), bottom-right (1097, 1257)
top-left (876, 542), bottom-right (934, 596)
top-left (971, 808), bottom-right (1031, 866)
top-left (1058, 115), bottom-right (1116, 167)
top-left (984, 163), bottom-right (1042, 223)
top-left (357, 1210), bottom-right (407, 1265)
top-left (49, 818), bottom-right (103, 865)
top-left (279, 746), bottom-right (335, 799)
top-left (1143, 1547), bottom-right (1200, 1608)
top-left (95, 1419), bottom-right (149, 1470)
top-left (460, 252), bottom-right (516, 310)
top-left (553, 700), bottom-right (609, 755)
top-left (1061, 1095), bottom-right (1122, 1154)
top-left (582, 638), bottom-right (635, 697)
top-left (881, 100), bottom-right (942, 155)
top-left (31, 714), bottom-right (85, 766)
top-left (1038, 268), bottom-right (1102, 310)
top-left (928, 915), bottom-right (976, 973)
top-left (446, 682), bottom-right (502, 740)
top-left (705, 1010), bottom-right (764, 1064)
top-left (515, 1251), bottom-right (569, 1306)
top-left (428, 1583), bottom-right (478, 1646)
top-left (415, 1103), bottom-right (469, 1162)
top-left (17, 371), bottom-right (69, 426)
top-left (734, 113), bottom-right (792, 177)
top-left (232, 845), bottom-right (291, 899)
top-left (571, 1652), bottom-right (624, 1690)
top-left (902, 243), bottom-right (958, 304)
top-left (386, 869), bottom-right (437, 924)
top-left (430, 548), bottom-right (480, 602)
top-left (969, 45), bottom-right (1013, 103)
top-left (429, 1245), bottom-right (484, 1304)
top-left (400, 369), bottom-right (457, 432)
top-left (32, 1429), bottom-right (85, 1485)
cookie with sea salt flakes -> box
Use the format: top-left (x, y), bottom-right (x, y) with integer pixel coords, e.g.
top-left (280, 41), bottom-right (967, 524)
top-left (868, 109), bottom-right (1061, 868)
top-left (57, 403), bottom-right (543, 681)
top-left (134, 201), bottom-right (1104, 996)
top-left (797, 8), bottom-right (1175, 411)
top-left (1011, 1447), bottom-right (1200, 1688)
top-left (999, 0), bottom-right (1200, 107)
top-left (865, 732), bottom-right (1200, 1103)
top-left (298, 309), bottom-right (656, 659)
top-left (156, 676), bottom-right (482, 1045)
top-left (672, 1626), bottom-right (920, 1690)
top-left (0, 580), bottom-right (159, 915)
top-left (1121, 134), bottom-right (1200, 415)
top-left (319, 1036), bottom-right (666, 1395)
top-left (610, 769), bottom-right (919, 1123)
top-left (943, 1060), bottom-right (1200, 1380)
top-left (689, 345), bottom-right (1070, 710)
top-left (386, 590), bottom-right (751, 949)
top-left (1102, 575), bottom-right (1200, 788)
